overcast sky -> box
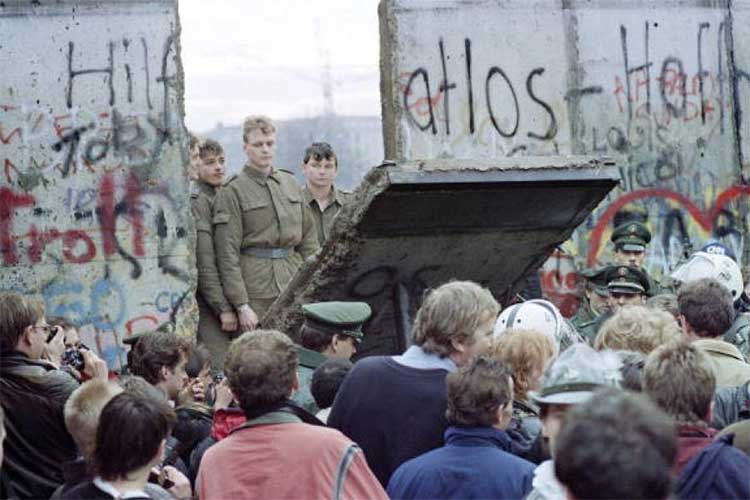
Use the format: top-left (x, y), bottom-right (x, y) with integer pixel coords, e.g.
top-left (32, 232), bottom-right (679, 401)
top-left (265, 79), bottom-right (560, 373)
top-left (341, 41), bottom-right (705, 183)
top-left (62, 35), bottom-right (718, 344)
top-left (179, 0), bottom-right (382, 133)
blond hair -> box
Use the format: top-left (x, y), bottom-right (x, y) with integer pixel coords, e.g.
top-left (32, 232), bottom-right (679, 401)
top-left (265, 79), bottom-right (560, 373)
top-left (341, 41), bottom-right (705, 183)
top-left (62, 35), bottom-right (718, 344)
top-left (488, 329), bottom-right (555, 401)
top-left (412, 281), bottom-right (499, 358)
top-left (242, 115), bottom-right (276, 143)
top-left (64, 380), bottom-right (123, 459)
top-left (594, 305), bottom-right (680, 354)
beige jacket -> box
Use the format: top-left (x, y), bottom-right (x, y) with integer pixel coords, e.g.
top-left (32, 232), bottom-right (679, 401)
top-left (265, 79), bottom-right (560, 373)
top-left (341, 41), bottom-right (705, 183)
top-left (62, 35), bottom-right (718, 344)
top-left (693, 338), bottom-right (750, 387)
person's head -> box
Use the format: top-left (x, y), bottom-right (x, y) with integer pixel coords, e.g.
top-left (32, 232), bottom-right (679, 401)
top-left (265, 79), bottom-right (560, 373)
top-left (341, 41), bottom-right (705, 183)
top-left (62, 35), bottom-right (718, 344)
top-left (224, 330), bottom-right (297, 415)
top-left (117, 375), bottom-right (170, 403)
top-left (302, 142), bottom-right (338, 191)
top-left (616, 350), bottom-right (647, 392)
top-left (594, 305), bottom-right (681, 354)
top-left (197, 138), bottom-right (225, 187)
top-left (677, 278), bottom-right (734, 340)
top-left (64, 380), bottom-right (123, 460)
top-left (647, 293), bottom-right (680, 320)
top-left (188, 133), bottom-right (201, 180)
top-left (411, 281), bottom-right (499, 366)
top-left (92, 392), bottom-right (176, 481)
top-left (531, 343), bottom-right (622, 455)
top-left (643, 341), bottom-right (715, 426)
top-left (611, 221), bottom-right (651, 268)
top-left (299, 301), bottom-right (371, 360)
top-left (446, 355), bottom-right (513, 429)
top-left (488, 328), bottom-right (555, 402)
top-left (242, 115), bottom-right (276, 170)
top-left (579, 266), bottom-right (611, 315)
top-left (310, 358), bottom-right (353, 410)
top-left (555, 389), bottom-right (676, 500)
top-left (671, 251), bottom-right (744, 304)
top-left (605, 265), bottom-right (648, 311)
top-left (128, 331), bottom-right (190, 402)
top-left (47, 316), bottom-right (80, 347)
top-left (494, 299), bottom-right (576, 357)
top-left (0, 292), bottom-right (46, 358)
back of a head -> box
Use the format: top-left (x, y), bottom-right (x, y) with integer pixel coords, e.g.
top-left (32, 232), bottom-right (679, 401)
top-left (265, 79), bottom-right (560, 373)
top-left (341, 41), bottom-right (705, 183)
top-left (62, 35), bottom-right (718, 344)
top-left (64, 380), bottom-right (123, 460)
top-left (93, 392), bottom-right (176, 481)
top-left (488, 328), bottom-right (555, 402)
top-left (643, 342), bottom-right (715, 425)
top-left (129, 331), bottom-right (189, 385)
top-left (0, 292), bottom-right (44, 354)
top-left (595, 305), bottom-right (681, 354)
top-left (311, 358), bottom-right (353, 410)
top-left (117, 375), bottom-right (170, 403)
top-left (224, 330), bottom-right (297, 414)
top-left (411, 281), bottom-right (499, 358)
top-left (677, 278), bottom-right (734, 338)
top-left (616, 350), bottom-right (647, 392)
top-left (445, 355), bottom-right (512, 427)
top-left (555, 389), bottom-right (676, 500)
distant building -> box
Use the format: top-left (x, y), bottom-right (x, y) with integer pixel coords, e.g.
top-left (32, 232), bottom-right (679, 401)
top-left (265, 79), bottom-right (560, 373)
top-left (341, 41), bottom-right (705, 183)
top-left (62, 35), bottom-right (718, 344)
top-left (203, 115), bottom-right (384, 190)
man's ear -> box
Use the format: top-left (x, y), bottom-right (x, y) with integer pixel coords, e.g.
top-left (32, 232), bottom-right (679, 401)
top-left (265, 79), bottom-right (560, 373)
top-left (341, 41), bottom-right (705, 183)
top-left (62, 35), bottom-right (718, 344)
top-left (450, 337), bottom-right (467, 354)
top-left (289, 369), bottom-right (300, 397)
top-left (159, 365), bottom-right (170, 383)
top-left (17, 326), bottom-right (33, 350)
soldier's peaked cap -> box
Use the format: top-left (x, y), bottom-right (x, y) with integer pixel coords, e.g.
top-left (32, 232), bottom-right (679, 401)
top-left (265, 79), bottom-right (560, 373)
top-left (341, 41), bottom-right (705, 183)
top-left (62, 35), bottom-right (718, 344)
top-left (606, 265), bottom-right (649, 295)
top-left (302, 301), bottom-right (372, 340)
top-left (611, 221), bottom-right (651, 252)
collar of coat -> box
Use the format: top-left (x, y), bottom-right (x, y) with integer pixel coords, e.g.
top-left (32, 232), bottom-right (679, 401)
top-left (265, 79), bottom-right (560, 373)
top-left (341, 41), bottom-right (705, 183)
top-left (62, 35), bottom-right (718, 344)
top-left (692, 338), bottom-right (746, 362)
top-left (302, 185), bottom-right (343, 207)
top-left (243, 164), bottom-right (281, 185)
top-left (444, 425), bottom-right (513, 451)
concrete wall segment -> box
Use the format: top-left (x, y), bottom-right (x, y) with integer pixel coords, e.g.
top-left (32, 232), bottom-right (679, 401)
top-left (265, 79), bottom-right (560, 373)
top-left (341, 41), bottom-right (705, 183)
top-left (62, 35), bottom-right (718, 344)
top-left (0, 0), bottom-right (195, 368)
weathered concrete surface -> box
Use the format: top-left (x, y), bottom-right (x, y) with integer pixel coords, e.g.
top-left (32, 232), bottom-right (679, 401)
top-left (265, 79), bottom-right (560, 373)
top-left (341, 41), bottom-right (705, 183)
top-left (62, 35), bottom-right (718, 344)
top-left (264, 157), bottom-right (618, 355)
top-left (0, 1), bottom-right (194, 368)
top-left (379, 0), bottom-right (750, 315)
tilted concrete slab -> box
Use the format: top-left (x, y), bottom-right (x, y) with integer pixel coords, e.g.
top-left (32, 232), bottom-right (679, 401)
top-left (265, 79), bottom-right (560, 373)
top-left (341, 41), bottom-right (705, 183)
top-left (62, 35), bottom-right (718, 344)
top-left (263, 156), bottom-right (619, 356)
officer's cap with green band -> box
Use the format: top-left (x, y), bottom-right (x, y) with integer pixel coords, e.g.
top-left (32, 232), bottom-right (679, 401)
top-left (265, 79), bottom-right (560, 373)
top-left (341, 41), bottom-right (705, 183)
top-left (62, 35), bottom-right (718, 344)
top-left (529, 343), bottom-right (621, 405)
top-left (302, 301), bottom-right (372, 341)
top-left (606, 265), bottom-right (649, 295)
top-left (611, 221), bottom-right (651, 252)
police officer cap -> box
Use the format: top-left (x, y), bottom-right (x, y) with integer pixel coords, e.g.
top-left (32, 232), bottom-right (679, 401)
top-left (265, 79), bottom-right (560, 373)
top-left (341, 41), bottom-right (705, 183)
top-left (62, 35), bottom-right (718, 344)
top-left (606, 265), bottom-right (649, 295)
top-left (611, 222), bottom-right (651, 252)
top-left (302, 301), bottom-right (372, 340)
top-left (580, 266), bottom-right (610, 297)
top-left (529, 343), bottom-right (621, 405)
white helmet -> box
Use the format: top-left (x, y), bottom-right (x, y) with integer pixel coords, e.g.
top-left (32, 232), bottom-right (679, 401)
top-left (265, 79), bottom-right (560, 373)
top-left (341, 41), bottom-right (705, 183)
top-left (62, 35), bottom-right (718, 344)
top-left (494, 299), bottom-right (568, 356)
top-left (670, 251), bottom-right (744, 301)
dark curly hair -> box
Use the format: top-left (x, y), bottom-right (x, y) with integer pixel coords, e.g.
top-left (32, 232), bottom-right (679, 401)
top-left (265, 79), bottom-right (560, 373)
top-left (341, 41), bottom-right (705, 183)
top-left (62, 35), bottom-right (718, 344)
top-left (129, 331), bottom-right (190, 385)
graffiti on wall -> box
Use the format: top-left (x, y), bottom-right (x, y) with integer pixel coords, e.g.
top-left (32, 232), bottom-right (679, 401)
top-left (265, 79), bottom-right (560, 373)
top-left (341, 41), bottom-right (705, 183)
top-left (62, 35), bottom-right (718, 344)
top-left (0, 7), bottom-right (193, 368)
top-left (385, 2), bottom-right (750, 315)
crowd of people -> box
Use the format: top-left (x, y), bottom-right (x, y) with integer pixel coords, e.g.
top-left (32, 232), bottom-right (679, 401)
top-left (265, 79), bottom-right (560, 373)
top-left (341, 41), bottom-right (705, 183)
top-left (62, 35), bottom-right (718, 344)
top-left (1, 114), bottom-right (750, 499)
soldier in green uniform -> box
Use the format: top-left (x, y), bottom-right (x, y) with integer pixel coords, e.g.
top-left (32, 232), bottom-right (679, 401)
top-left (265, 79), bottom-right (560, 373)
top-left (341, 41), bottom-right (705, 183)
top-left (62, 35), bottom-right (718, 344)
top-left (610, 221), bottom-right (661, 296)
top-left (191, 139), bottom-right (238, 369)
top-left (571, 266), bottom-right (611, 345)
top-left (212, 116), bottom-right (319, 332)
top-left (300, 142), bottom-right (354, 246)
top-left (586, 265), bottom-right (651, 340)
top-left (293, 301), bottom-right (372, 414)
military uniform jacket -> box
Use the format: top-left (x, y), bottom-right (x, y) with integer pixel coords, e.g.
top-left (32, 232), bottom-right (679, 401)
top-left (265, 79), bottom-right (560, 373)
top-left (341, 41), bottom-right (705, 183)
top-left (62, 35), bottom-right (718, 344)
top-left (570, 302), bottom-right (600, 345)
top-left (212, 165), bottom-right (319, 305)
top-left (303, 185), bottom-right (353, 246)
top-left (191, 181), bottom-right (232, 316)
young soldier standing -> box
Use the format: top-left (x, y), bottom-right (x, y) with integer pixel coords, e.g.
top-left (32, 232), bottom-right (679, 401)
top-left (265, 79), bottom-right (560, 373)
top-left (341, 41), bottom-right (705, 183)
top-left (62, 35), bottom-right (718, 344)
top-left (191, 139), bottom-right (237, 368)
top-left (300, 142), bottom-right (353, 246)
top-left (213, 117), bottom-right (319, 332)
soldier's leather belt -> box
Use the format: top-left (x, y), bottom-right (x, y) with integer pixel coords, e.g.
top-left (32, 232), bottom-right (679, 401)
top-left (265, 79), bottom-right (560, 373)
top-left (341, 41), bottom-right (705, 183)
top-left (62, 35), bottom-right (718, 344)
top-left (241, 247), bottom-right (291, 259)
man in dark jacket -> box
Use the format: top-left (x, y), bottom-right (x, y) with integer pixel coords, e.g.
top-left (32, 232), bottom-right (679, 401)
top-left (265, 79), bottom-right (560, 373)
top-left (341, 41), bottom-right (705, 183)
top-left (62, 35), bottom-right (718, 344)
top-left (712, 379), bottom-right (750, 430)
top-left (0, 292), bottom-right (107, 499)
top-left (387, 356), bottom-right (534, 499)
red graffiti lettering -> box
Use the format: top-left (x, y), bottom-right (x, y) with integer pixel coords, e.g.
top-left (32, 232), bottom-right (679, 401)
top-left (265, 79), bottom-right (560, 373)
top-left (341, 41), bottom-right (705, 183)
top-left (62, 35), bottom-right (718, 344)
top-left (62, 230), bottom-right (97, 264)
top-left (0, 187), bottom-right (35, 265)
top-left (125, 315), bottom-right (159, 336)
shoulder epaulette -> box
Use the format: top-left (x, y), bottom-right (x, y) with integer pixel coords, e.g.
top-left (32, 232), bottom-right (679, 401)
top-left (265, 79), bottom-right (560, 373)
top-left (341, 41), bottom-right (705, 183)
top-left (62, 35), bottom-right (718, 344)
top-left (277, 168), bottom-right (296, 176)
top-left (223, 174), bottom-right (239, 186)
